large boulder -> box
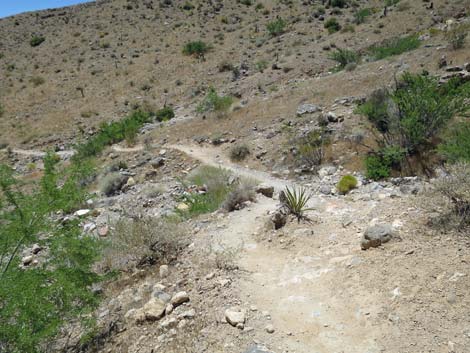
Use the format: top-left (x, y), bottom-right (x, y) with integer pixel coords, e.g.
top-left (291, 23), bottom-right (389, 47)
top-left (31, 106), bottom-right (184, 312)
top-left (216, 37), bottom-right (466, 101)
top-left (361, 224), bottom-right (394, 250)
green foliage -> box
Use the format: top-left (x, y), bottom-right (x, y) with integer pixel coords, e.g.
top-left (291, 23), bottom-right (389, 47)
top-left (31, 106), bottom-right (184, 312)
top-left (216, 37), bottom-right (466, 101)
top-left (30, 76), bottom-right (45, 87)
top-left (30, 35), bottom-right (45, 47)
top-left (365, 147), bottom-right (406, 180)
top-left (330, 0), bottom-right (348, 8)
top-left (156, 106), bottom-right (175, 122)
top-left (384, 0), bottom-right (400, 5)
top-left (354, 8), bottom-right (372, 24)
top-left (0, 154), bottom-right (101, 353)
top-left (324, 18), bottom-right (341, 33)
top-left (337, 175), bottom-right (358, 194)
top-left (329, 48), bottom-right (360, 70)
top-left (438, 122), bottom-right (470, 163)
top-left (283, 186), bottom-right (314, 221)
top-left (179, 166), bottom-right (233, 217)
top-left (196, 88), bottom-right (233, 115)
top-left (74, 110), bottom-right (152, 161)
top-left (230, 144), bottom-right (250, 161)
top-left (239, 0), bottom-right (253, 5)
top-left (267, 18), bottom-right (287, 36)
top-left (0, 103), bottom-right (4, 117)
top-left (182, 41), bottom-right (210, 58)
top-left (368, 35), bottom-right (420, 60)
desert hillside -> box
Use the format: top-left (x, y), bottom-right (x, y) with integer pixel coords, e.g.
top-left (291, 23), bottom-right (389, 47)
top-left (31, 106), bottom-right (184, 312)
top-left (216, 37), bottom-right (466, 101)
top-left (0, 1), bottom-right (470, 353)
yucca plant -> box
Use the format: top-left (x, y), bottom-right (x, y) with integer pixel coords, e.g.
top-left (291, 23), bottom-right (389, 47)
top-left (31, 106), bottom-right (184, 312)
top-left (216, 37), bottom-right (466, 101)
top-left (282, 186), bottom-right (314, 221)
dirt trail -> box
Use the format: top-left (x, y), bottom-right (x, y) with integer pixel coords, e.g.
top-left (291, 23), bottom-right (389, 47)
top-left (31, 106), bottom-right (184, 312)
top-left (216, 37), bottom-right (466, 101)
top-left (171, 144), bottom-right (384, 353)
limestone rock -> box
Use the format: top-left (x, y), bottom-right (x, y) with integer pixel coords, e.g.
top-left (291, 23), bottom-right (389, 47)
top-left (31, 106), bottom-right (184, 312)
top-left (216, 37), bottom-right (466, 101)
top-left (361, 224), bottom-right (394, 250)
top-left (225, 307), bottom-right (246, 327)
top-left (143, 298), bottom-right (166, 321)
top-left (171, 291), bottom-right (189, 306)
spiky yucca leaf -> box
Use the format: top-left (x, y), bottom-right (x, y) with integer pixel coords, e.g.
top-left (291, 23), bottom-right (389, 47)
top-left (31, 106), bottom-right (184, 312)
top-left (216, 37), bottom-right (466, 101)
top-left (283, 186), bottom-right (314, 221)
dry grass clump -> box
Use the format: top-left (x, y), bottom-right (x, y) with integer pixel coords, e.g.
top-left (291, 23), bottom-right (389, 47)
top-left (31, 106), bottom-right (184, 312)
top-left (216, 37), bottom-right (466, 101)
top-left (99, 217), bottom-right (188, 271)
top-left (222, 179), bottom-right (257, 212)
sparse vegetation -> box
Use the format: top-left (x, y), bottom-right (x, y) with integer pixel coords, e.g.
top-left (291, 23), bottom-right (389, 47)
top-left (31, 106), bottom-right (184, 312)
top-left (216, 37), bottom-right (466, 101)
top-left (267, 18), bottom-right (287, 36)
top-left (324, 18), bottom-right (341, 33)
top-left (354, 8), bottom-right (372, 24)
top-left (296, 130), bottom-right (330, 170)
top-left (446, 24), bottom-right (469, 50)
top-left (337, 175), bottom-right (358, 194)
top-left (196, 87), bottom-right (233, 116)
top-left (156, 106), bottom-right (175, 122)
top-left (182, 41), bottom-right (210, 58)
top-left (282, 186), bottom-right (313, 221)
top-left (30, 35), bottom-right (45, 47)
top-left (30, 76), bottom-right (45, 87)
top-left (368, 35), bottom-right (420, 60)
top-left (230, 144), bottom-right (250, 162)
top-left (222, 180), bottom-right (256, 212)
top-left (255, 60), bottom-right (269, 72)
top-left (438, 122), bottom-right (470, 163)
top-left (329, 48), bottom-right (360, 70)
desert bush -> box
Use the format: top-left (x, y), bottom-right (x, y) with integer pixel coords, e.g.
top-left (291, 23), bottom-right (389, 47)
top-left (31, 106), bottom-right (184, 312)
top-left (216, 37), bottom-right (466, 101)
top-left (222, 180), bottom-right (256, 212)
top-left (0, 154), bottom-right (101, 353)
top-left (267, 18), bottom-right (287, 36)
top-left (282, 186), bottom-right (313, 221)
top-left (156, 106), bottom-right (175, 122)
top-left (438, 122), bottom-right (470, 163)
top-left (73, 110), bottom-right (151, 161)
top-left (256, 60), bottom-right (268, 72)
top-left (196, 87), bottom-right (233, 116)
top-left (30, 35), bottom-right (45, 47)
top-left (357, 73), bottom-right (470, 177)
top-left (30, 76), bottom-right (45, 87)
top-left (354, 8), bottom-right (372, 24)
top-left (324, 18), bottom-right (341, 33)
top-left (99, 172), bottom-right (128, 196)
top-left (365, 146), bottom-right (405, 180)
top-left (329, 48), bottom-right (360, 70)
top-left (100, 217), bottom-right (187, 271)
top-left (296, 130), bottom-right (330, 170)
top-left (446, 24), bottom-right (469, 50)
top-left (430, 163), bottom-right (470, 230)
top-left (330, 0), bottom-right (348, 8)
top-left (230, 144), bottom-right (250, 161)
top-left (182, 41), bottom-right (210, 58)
top-left (368, 35), bottom-right (420, 60)
top-left (180, 166), bottom-right (233, 216)
top-left (337, 175), bottom-right (358, 194)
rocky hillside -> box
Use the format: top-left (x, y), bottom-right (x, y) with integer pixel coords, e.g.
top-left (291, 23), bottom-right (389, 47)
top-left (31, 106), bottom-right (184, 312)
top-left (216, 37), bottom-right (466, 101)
top-left (1, 1), bottom-right (470, 353)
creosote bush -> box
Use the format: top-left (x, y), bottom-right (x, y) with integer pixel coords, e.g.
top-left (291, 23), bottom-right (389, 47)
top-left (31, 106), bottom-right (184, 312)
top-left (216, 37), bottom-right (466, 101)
top-left (196, 87), bottom-right (233, 117)
top-left (30, 35), bottom-right (45, 47)
top-left (337, 175), bottom-right (358, 194)
top-left (329, 48), bottom-right (360, 70)
top-left (156, 106), bottom-right (175, 122)
top-left (182, 41), bottom-right (210, 58)
top-left (324, 18), bottom-right (341, 33)
top-left (446, 24), bottom-right (469, 50)
top-left (230, 144), bottom-right (250, 161)
top-left (267, 18), bottom-right (287, 36)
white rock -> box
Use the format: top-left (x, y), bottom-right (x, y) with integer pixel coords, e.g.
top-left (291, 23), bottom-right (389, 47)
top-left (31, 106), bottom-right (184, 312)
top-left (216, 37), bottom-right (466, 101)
top-left (159, 265), bottom-right (169, 278)
top-left (171, 291), bottom-right (189, 306)
top-left (75, 209), bottom-right (90, 217)
top-left (225, 307), bottom-right (246, 327)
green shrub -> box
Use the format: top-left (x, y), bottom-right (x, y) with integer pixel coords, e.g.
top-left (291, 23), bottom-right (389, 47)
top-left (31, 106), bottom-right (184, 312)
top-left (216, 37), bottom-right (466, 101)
top-left (30, 35), bottom-right (45, 47)
top-left (365, 146), bottom-right (406, 180)
top-left (267, 18), bottom-right (287, 36)
top-left (330, 0), bottom-right (348, 8)
top-left (30, 76), bottom-right (45, 87)
top-left (438, 122), bottom-right (470, 163)
top-left (0, 154), bottom-right (101, 353)
top-left (256, 60), bottom-right (269, 72)
top-left (368, 35), bottom-right (420, 60)
top-left (325, 18), bottom-right (341, 34)
top-left (354, 8), bottom-right (372, 24)
top-left (239, 0), bottom-right (253, 5)
top-left (182, 41), bottom-right (210, 58)
top-left (196, 87), bottom-right (233, 116)
top-left (156, 106), bottom-right (175, 122)
top-left (179, 166), bottom-right (233, 217)
top-left (74, 110), bottom-right (152, 161)
top-left (230, 144), bottom-right (250, 161)
top-left (337, 175), bottom-right (358, 194)
top-left (182, 1), bottom-right (194, 10)
top-left (329, 48), bottom-right (360, 70)
top-left (384, 0), bottom-right (400, 5)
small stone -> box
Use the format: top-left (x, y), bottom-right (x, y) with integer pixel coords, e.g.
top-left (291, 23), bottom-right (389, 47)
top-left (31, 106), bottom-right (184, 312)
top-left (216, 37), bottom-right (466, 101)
top-left (361, 224), bottom-right (394, 250)
top-left (126, 177), bottom-right (136, 187)
top-left (256, 184), bottom-right (275, 198)
top-left (143, 298), bottom-right (166, 321)
top-left (98, 225), bottom-right (109, 237)
top-left (171, 291), bottom-right (189, 306)
top-left (179, 309), bottom-right (196, 319)
top-left (265, 324), bottom-right (275, 333)
top-left (22, 255), bottom-right (34, 266)
top-left (297, 103), bottom-right (320, 116)
top-left (159, 265), bottom-right (169, 278)
top-left (225, 307), bottom-right (246, 327)
top-left (165, 303), bottom-right (174, 315)
top-left (74, 209), bottom-right (90, 217)
top-left (151, 157), bottom-right (165, 168)
top-left (178, 319), bottom-right (187, 329)
top-left (31, 244), bottom-right (42, 254)
top-left (176, 203), bottom-right (189, 212)
top-left (205, 272), bottom-right (215, 280)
